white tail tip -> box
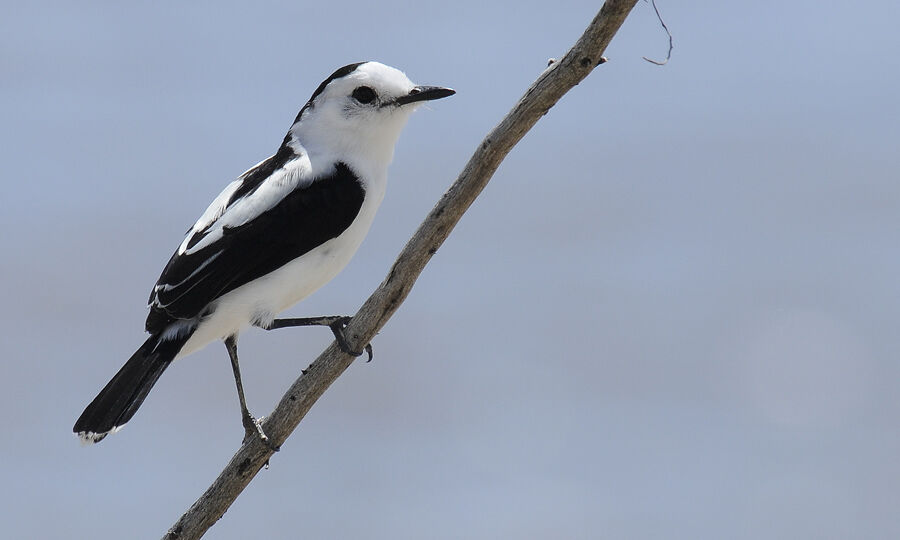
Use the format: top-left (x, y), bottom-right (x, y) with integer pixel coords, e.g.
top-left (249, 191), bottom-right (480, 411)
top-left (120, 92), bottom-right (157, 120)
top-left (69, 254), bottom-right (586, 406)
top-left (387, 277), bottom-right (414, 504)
top-left (76, 425), bottom-right (123, 445)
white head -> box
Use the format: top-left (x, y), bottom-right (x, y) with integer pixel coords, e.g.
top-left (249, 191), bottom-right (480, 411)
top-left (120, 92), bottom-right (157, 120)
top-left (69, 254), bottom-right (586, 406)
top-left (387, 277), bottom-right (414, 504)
top-left (288, 62), bottom-right (454, 168)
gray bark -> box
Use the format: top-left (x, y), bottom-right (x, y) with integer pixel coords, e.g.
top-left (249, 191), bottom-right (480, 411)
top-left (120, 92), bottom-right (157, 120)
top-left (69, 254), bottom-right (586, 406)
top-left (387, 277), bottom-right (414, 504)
top-left (163, 2), bottom-right (639, 538)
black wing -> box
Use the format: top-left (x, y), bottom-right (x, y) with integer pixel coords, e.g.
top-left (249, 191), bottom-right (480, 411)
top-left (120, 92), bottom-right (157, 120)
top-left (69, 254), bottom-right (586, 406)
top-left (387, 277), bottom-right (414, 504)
top-left (145, 162), bottom-right (364, 334)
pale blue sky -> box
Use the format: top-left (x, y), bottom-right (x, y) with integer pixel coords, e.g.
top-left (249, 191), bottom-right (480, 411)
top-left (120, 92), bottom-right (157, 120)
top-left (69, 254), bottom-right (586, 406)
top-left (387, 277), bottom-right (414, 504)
top-left (2, 1), bottom-right (899, 538)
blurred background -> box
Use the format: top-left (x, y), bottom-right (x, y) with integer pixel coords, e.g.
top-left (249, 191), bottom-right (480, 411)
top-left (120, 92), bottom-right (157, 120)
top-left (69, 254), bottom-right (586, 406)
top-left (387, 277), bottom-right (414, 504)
top-left (2, 1), bottom-right (898, 538)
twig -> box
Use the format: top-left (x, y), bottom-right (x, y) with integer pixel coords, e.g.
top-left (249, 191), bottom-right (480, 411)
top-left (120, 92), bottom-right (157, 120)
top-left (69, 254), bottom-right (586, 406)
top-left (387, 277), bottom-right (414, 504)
top-left (163, 1), bottom-right (639, 538)
top-left (642, 0), bottom-right (673, 65)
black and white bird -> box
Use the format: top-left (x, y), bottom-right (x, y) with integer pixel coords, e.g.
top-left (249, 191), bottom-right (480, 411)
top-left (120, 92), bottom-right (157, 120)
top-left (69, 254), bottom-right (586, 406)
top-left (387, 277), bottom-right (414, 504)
top-left (74, 61), bottom-right (454, 445)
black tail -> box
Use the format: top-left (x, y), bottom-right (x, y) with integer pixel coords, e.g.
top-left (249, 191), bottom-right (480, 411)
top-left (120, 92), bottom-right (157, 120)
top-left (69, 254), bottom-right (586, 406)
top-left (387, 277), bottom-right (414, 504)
top-left (74, 332), bottom-right (190, 444)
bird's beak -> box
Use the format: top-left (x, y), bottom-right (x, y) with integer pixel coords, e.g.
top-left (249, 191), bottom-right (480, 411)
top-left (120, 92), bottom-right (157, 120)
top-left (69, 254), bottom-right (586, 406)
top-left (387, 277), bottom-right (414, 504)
top-left (391, 85), bottom-right (456, 107)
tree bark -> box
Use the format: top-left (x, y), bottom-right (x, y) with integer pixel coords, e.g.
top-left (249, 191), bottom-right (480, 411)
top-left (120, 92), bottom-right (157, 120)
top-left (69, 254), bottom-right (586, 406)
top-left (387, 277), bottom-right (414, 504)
top-left (163, 2), bottom-right (639, 538)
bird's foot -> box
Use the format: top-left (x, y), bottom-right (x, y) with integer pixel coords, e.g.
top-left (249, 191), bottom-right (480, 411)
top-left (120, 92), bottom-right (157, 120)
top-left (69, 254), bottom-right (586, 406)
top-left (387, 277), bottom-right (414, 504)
top-left (327, 317), bottom-right (374, 362)
top-left (266, 315), bottom-right (374, 361)
top-left (242, 414), bottom-right (280, 452)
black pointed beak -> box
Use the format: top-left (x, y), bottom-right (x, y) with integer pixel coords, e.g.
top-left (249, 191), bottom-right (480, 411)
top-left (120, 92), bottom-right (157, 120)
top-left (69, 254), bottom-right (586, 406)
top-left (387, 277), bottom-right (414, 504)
top-left (392, 85), bottom-right (456, 106)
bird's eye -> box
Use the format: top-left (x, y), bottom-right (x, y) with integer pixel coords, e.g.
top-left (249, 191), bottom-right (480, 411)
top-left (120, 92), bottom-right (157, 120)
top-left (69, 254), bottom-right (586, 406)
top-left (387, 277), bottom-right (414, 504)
top-left (351, 86), bottom-right (377, 104)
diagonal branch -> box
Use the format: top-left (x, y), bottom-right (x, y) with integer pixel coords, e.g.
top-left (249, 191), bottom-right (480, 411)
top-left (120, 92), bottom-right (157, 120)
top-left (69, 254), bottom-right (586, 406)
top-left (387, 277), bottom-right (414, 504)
top-left (163, 2), bottom-right (638, 538)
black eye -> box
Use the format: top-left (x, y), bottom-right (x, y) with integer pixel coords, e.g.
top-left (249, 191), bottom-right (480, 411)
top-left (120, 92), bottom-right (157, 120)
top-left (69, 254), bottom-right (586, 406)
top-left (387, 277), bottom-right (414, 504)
top-left (351, 86), bottom-right (377, 104)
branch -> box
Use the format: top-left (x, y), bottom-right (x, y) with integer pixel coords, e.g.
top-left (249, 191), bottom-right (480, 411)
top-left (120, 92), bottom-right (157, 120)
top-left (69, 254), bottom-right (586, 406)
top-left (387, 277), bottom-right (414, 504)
top-left (164, 2), bottom-right (638, 538)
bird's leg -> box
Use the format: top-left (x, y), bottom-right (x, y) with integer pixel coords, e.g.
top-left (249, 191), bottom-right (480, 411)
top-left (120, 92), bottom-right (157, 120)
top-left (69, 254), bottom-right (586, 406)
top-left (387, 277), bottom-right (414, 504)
top-left (224, 335), bottom-right (279, 452)
top-left (266, 316), bottom-right (374, 362)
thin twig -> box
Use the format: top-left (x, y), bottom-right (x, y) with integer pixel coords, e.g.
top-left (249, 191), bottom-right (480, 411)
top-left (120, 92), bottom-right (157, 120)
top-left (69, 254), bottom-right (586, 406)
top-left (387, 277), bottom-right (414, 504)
top-left (642, 0), bottom-right (673, 65)
top-left (163, 1), bottom-right (639, 538)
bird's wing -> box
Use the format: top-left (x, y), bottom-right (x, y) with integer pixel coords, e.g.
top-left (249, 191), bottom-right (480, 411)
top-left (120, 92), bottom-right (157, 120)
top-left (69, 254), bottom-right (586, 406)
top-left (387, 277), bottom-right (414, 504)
top-left (145, 157), bottom-right (364, 333)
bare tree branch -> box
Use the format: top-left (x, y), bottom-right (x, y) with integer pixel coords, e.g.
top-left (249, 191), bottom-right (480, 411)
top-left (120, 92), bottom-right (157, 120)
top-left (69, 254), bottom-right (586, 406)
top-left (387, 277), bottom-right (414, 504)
top-left (163, 2), bottom-right (639, 538)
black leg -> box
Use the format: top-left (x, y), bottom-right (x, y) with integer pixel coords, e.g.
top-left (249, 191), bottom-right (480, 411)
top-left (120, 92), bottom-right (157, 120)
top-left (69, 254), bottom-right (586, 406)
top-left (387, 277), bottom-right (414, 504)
top-left (266, 316), bottom-right (373, 362)
top-left (224, 335), bottom-right (279, 451)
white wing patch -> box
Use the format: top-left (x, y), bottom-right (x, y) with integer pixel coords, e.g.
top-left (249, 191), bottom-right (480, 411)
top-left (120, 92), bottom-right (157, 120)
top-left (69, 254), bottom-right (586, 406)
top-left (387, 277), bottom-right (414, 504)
top-left (178, 154), bottom-right (314, 256)
top-left (176, 179), bottom-right (242, 255)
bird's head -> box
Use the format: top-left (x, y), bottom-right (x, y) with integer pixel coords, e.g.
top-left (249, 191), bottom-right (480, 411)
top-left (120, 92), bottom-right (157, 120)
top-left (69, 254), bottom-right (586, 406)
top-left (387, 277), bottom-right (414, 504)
top-left (288, 62), bottom-right (454, 169)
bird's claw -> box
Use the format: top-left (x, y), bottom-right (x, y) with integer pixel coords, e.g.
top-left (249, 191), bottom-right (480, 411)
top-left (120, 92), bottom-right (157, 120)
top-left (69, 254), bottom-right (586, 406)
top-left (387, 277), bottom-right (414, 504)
top-left (242, 415), bottom-right (280, 452)
top-left (328, 317), bottom-right (374, 362)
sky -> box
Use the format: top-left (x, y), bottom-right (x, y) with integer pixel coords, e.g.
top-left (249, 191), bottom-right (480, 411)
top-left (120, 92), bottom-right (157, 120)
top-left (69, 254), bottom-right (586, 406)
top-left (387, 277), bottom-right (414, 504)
top-left (2, 1), bottom-right (899, 538)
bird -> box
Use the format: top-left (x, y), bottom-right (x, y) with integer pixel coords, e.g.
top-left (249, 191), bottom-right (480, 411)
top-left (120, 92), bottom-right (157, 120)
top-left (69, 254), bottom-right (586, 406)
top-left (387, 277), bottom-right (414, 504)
top-left (73, 61), bottom-right (454, 446)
